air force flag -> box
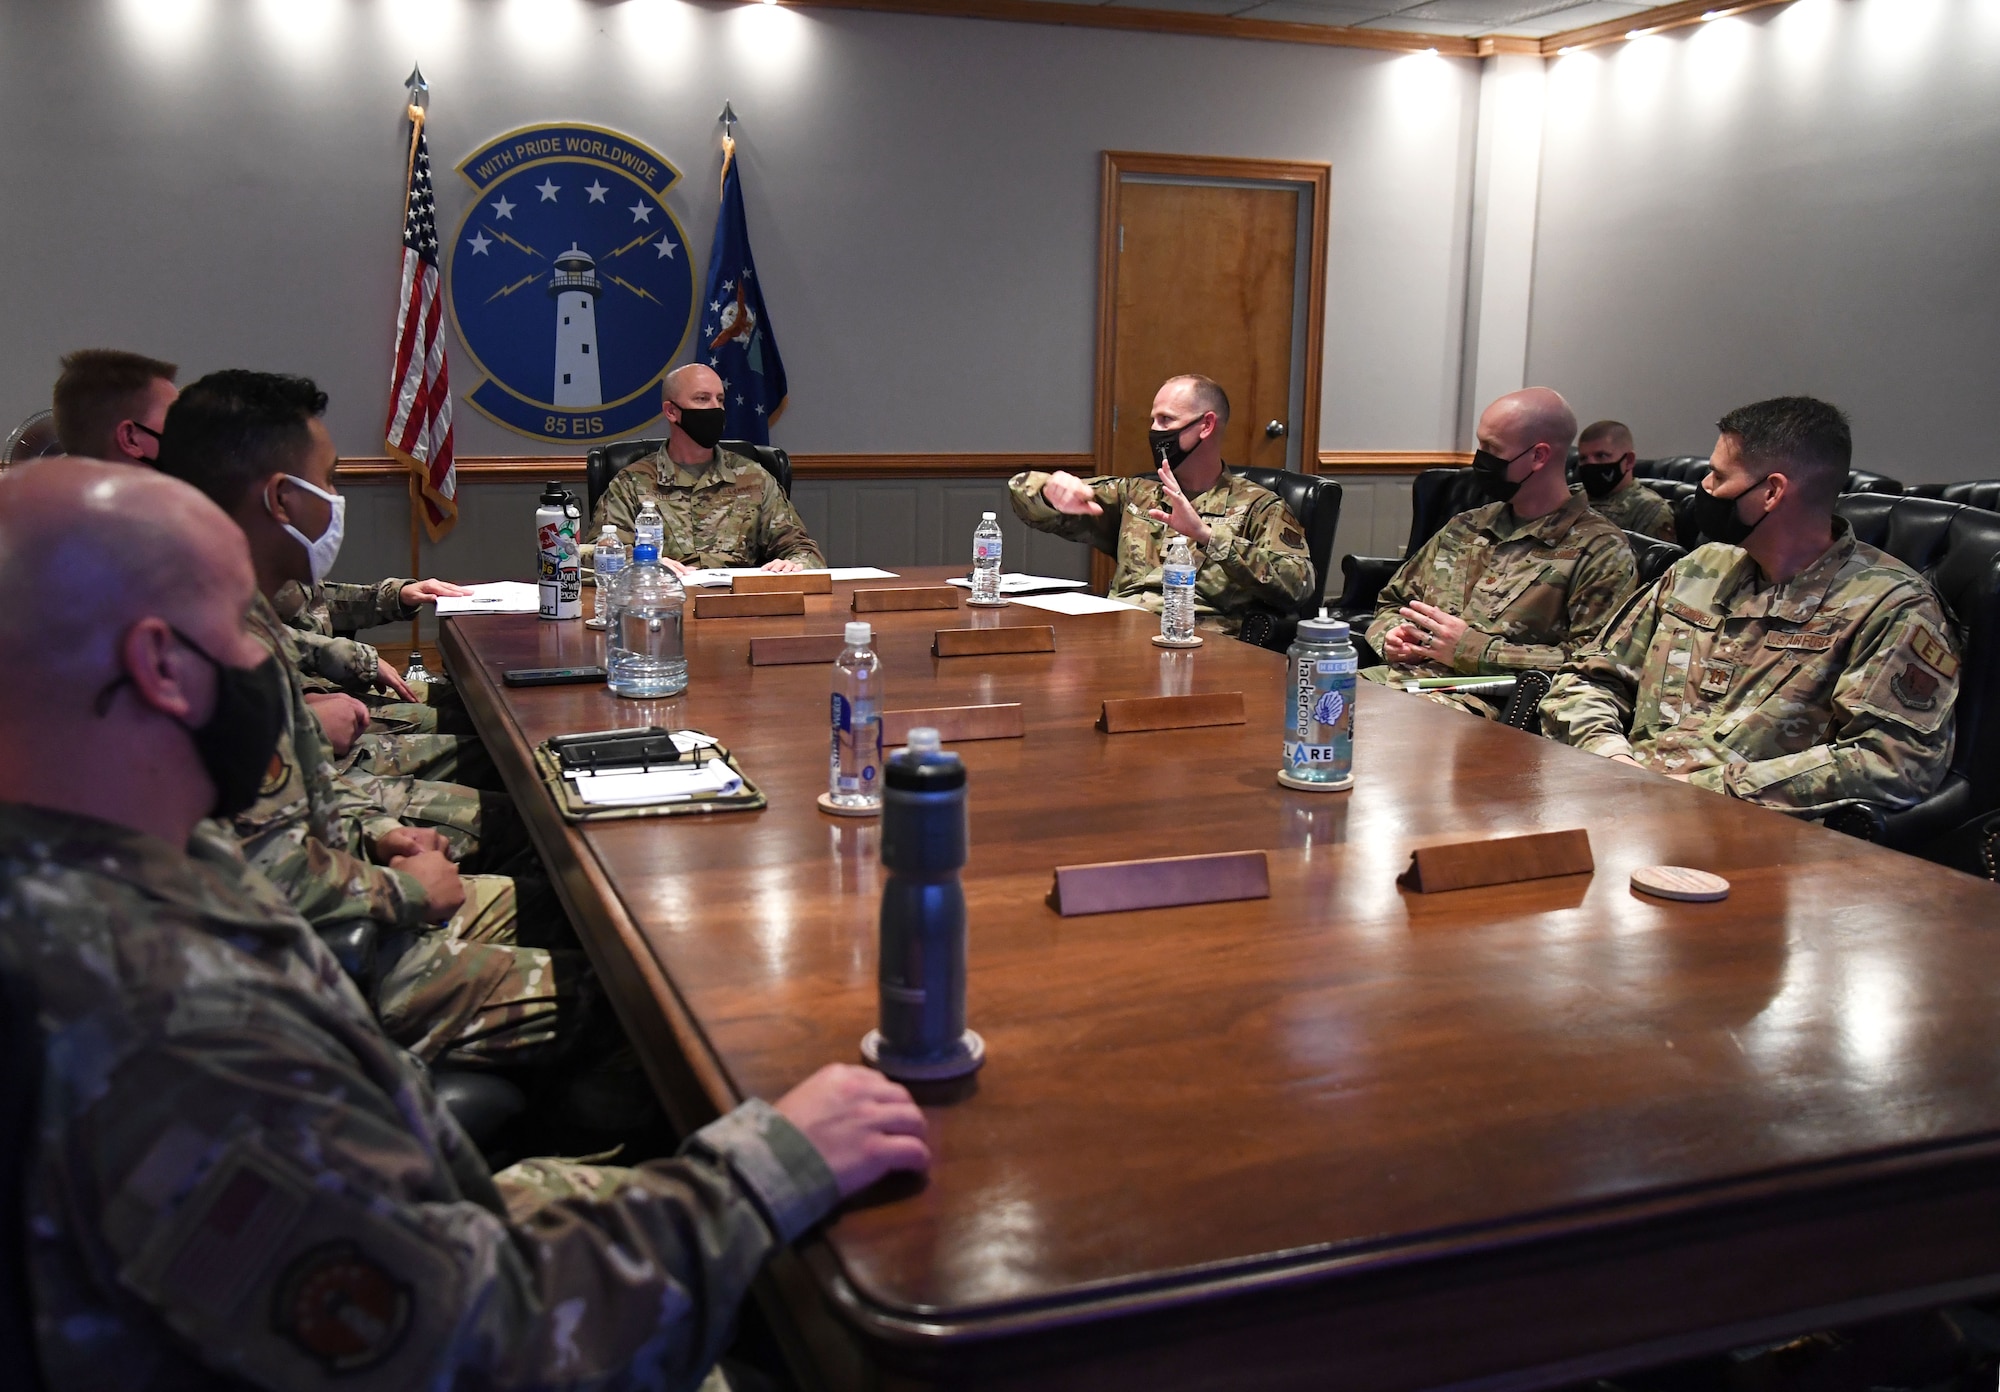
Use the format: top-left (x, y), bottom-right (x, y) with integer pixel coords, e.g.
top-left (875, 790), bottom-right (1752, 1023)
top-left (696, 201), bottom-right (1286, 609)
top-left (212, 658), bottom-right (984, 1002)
top-left (700, 141), bottom-right (787, 444)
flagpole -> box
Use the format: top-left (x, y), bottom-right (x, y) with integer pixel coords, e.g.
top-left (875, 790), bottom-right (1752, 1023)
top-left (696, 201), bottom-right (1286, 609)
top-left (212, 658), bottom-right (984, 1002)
top-left (402, 66), bottom-right (427, 655)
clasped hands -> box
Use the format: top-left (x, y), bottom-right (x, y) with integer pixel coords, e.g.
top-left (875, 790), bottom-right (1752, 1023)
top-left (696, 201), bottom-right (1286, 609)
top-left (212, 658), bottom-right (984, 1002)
top-left (1042, 466), bottom-right (1213, 546)
top-left (370, 825), bottom-right (467, 922)
top-left (1383, 601), bottom-right (1473, 667)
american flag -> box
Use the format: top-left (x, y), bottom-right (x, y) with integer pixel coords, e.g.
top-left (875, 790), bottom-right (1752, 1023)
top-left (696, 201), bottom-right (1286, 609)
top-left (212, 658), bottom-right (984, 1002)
top-left (385, 107), bottom-right (456, 539)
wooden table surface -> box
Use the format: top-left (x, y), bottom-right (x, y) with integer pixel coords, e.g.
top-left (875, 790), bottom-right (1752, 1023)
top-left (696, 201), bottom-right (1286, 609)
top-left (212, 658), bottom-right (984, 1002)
top-left (444, 567), bottom-right (2000, 1392)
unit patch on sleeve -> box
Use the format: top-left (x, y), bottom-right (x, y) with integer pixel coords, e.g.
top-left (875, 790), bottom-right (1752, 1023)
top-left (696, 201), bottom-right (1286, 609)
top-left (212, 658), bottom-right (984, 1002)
top-left (272, 1240), bottom-right (413, 1373)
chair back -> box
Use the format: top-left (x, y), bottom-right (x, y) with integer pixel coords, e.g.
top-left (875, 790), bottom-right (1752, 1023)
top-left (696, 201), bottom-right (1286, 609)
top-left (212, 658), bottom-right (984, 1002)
top-left (1405, 468), bottom-right (1489, 558)
top-left (1624, 531), bottom-right (1686, 587)
top-left (583, 438), bottom-right (663, 521)
top-left (1845, 469), bottom-right (1904, 496)
top-left (1833, 494), bottom-right (2000, 814)
top-left (584, 438), bottom-right (794, 522)
top-left (0, 957), bottom-right (46, 1391)
top-left (1636, 455), bottom-right (1713, 484)
top-left (1910, 480), bottom-right (2000, 514)
top-left (1232, 467), bottom-right (1343, 617)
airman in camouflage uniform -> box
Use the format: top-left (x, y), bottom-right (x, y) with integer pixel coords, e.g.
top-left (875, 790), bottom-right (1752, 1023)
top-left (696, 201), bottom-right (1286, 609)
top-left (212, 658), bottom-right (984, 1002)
top-left (594, 445), bottom-right (824, 568)
top-left (1008, 467), bottom-right (1314, 635)
top-left (1541, 522), bottom-right (1958, 813)
top-left (1580, 476), bottom-right (1677, 543)
top-left (1366, 490), bottom-right (1638, 677)
top-left (274, 577), bottom-right (488, 788)
top-left (241, 588), bottom-right (569, 1067)
top-left (1575, 419), bottom-right (1677, 543)
top-left (1, 803), bottom-right (924, 1390)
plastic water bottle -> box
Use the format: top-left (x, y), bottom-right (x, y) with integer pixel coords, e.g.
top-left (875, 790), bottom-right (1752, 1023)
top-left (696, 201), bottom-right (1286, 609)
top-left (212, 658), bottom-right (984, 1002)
top-left (1161, 532), bottom-right (1198, 643)
top-left (588, 526), bottom-right (626, 633)
top-left (1280, 609), bottom-right (1357, 792)
top-left (829, 621), bottom-right (883, 811)
top-left (607, 542), bottom-right (687, 698)
top-left (403, 650), bottom-right (432, 686)
top-left (536, 482), bottom-right (581, 620)
top-left (633, 498), bottom-right (666, 561)
top-left (863, 727), bottom-right (983, 1081)
top-left (971, 512), bottom-right (1003, 604)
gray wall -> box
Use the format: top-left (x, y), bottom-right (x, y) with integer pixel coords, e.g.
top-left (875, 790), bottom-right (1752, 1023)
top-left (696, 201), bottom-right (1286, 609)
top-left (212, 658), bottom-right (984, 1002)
top-left (1525, 0), bottom-right (2000, 484)
top-left (0, 0), bottom-right (1481, 459)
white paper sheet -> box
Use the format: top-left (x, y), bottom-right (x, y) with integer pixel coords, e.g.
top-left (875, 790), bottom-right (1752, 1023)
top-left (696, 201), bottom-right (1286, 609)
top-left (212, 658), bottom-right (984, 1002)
top-left (680, 566), bottom-right (900, 588)
top-left (566, 760), bottom-right (742, 806)
top-left (945, 573), bottom-right (1090, 595)
top-left (1005, 591), bottom-right (1143, 616)
top-left (433, 582), bottom-right (542, 615)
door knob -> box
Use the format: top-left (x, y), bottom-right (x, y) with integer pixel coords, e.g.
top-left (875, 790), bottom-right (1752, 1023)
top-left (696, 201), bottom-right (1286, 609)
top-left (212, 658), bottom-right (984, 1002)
top-left (1265, 420), bottom-right (1287, 439)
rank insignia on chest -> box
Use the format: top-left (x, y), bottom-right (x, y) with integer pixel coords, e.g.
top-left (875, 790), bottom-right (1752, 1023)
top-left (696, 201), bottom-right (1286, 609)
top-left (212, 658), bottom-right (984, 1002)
top-left (1697, 659), bottom-right (1734, 697)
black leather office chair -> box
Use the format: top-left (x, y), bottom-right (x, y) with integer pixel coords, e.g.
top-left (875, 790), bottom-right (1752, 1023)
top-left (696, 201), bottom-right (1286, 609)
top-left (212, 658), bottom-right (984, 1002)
top-left (582, 438), bottom-right (793, 522)
top-left (1230, 467), bottom-right (1343, 652)
top-left (1910, 480), bottom-right (2000, 513)
top-left (0, 959), bottom-right (46, 1391)
top-left (318, 923), bottom-right (528, 1156)
top-left (1636, 455), bottom-right (1713, 484)
top-left (1331, 467), bottom-right (1487, 625)
top-left (1816, 495), bottom-right (2000, 861)
top-left (1845, 469), bottom-right (1904, 496)
top-left (1625, 530), bottom-right (1686, 587)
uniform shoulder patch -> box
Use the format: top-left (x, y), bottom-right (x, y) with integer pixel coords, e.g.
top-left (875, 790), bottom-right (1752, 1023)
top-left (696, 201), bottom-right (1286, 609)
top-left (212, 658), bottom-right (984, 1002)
top-left (1911, 623), bottom-right (1960, 680)
top-left (273, 1240), bottom-right (413, 1373)
top-left (1890, 661), bottom-right (1942, 713)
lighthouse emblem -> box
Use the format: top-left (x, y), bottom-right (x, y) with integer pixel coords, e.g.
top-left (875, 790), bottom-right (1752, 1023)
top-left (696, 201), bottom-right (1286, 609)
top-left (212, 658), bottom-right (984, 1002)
top-left (446, 123), bottom-right (696, 444)
top-left (550, 244), bottom-right (602, 406)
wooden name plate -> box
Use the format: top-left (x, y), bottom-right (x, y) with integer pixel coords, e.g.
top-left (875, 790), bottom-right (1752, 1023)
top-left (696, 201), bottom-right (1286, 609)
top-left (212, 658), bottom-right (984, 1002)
top-left (1050, 849), bottom-right (1270, 918)
top-left (853, 586), bottom-right (962, 614)
top-left (1097, 692), bottom-right (1246, 734)
top-left (694, 592), bottom-right (806, 620)
top-left (1397, 828), bottom-right (1594, 895)
top-left (883, 703), bottom-right (1025, 746)
top-left (932, 625), bottom-right (1058, 658)
top-left (734, 571), bottom-right (832, 595)
top-left (747, 633), bottom-right (848, 667)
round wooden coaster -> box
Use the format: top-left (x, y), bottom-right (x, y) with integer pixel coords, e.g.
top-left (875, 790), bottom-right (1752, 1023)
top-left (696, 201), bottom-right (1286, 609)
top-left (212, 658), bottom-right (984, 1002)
top-left (1150, 634), bottom-right (1204, 649)
top-left (1276, 768), bottom-right (1353, 793)
top-left (862, 1028), bottom-right (986, 1082)
top-left (1630, 865), bottom-right (1731, 902)
top-left (815, 792), bottom-right (880, 818)
top-left (963, 597), bottom-right (1009, 608)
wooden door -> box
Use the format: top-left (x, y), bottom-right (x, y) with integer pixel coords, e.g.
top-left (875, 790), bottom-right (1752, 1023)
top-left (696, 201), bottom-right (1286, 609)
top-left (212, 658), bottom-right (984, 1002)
top-left (1092, 154), bottom-right (1329, 593)
top-left (1113, 181), bottom-right (1298, 479)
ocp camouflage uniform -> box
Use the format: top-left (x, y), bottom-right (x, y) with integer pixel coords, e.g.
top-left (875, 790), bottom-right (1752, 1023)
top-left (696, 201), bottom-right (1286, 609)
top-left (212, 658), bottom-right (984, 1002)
top-left (274, 578), bottom-right (483, 786)
top-left (592, 446), bottom-right (824, 568)
top-left (1580, 477), bottom-right (1678, 543)
top-left (1007, 467), bottom-right (1314, 635)
top-left (238, 590), bottom-right (569, 1068)
top-left (1540, 522), bottom-right (1959, 814)
top-left (1366, 492), bottom-right (1638, 685)
top-left (1, 802), bottom-right (841, 1390)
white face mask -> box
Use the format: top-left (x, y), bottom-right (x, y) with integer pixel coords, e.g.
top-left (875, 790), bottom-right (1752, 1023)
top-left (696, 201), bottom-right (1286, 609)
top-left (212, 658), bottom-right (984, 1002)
top-left (269, 474), bottom-right (346, 585)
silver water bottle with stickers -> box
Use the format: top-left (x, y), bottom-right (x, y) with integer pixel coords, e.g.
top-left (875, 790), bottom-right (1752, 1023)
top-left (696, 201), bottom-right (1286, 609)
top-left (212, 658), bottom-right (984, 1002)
top-left (1279, 609), bottom-right (1356, 792)
top-left (536, 482), bottom-right (581, 620)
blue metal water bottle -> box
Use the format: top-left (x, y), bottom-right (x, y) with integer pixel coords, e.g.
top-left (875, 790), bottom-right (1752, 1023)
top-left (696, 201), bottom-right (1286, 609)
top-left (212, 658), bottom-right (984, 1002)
top-left (862, 728), bottom-right (986, 1081)
top-left (1278, 609), bottom-right (1357, 792)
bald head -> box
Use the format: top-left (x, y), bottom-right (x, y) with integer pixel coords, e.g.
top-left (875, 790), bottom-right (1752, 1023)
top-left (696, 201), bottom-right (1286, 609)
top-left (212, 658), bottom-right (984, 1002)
top-left (0, 458), bottom-right (255, 700)
top-left (665, 363), bottom-right (723, 408)
top-left (1480, 388), bottom-right (1578, 458)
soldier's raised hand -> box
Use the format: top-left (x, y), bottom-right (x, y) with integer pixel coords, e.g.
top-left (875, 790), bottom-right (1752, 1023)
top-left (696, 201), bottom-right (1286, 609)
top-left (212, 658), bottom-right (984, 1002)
top-left (1146, 463), bottom-right (1213, 545)
top-left (1042, 471), bottom-right (1103, 517)
top-left (775, 1063), bottom-right (931, 1198)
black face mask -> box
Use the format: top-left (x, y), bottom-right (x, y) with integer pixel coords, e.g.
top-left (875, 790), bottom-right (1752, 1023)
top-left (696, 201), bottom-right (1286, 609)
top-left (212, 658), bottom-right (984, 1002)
top-left (1690, 479), bottom-right (1771, 547)
top-left (96, 628), bottom-right (289, 817)
top-left (1148, 417), bottom-right (1203, 471)
top-left (1577, 460), bottom-right (1626, 500)
top-left (1470, 445), bottom-right (1533, 504)
top-left (673, 406), bottom-right (727, 451)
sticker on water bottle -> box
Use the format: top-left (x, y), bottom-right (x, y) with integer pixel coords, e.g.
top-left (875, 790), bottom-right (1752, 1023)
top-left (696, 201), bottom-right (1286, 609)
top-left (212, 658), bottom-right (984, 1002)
top-left (1313, 690), bottom-right (1346, 727)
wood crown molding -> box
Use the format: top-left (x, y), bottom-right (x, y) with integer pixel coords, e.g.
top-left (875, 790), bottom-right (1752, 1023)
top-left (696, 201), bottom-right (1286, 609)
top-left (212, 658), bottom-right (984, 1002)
top-left (337, 453), bottom-right (1093, 483)
top-left (784, 0), bottom-right (1799, 60)
top-left (790, 0), bottom-right (1479, 56)
top-left (1314, 450), bottom-right (1472, 475)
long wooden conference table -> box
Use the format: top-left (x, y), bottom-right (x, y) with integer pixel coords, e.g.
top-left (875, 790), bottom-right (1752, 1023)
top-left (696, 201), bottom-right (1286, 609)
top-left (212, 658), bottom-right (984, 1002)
top-left (443, 566), bottom-right (2000, 1392)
